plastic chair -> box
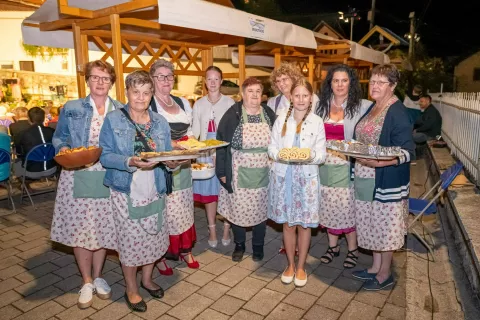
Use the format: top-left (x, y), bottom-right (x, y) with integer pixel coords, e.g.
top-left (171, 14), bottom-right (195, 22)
top-left (408, 161), bottom-right (463, 259)
top-left (19, 143), bottom-right (57, 208)
top-left (0, 148), bottom-right (16, 213)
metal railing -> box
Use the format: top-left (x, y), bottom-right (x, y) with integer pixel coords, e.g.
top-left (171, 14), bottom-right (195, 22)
top-left (431, 92), bottom-right (480, 186)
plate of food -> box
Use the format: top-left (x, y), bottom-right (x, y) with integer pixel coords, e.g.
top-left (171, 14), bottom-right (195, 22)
top-left (277, 147), bottom-right (315, 164)
top-left (191, 163), bottom-right (215, 180)
top-left (178, 138), bottom-right (229, 152)
top-left (140, 149), bottom-right (200, 162)
top-left (54, 146), bottom-right (102, 169)
top-left (326, 140), bottom-right (402, 160)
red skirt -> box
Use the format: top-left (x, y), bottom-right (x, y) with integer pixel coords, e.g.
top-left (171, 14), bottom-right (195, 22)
top-left (166, 224), bottom-right (197, 258)
top-left (193, 194), bottom-right (218, 204)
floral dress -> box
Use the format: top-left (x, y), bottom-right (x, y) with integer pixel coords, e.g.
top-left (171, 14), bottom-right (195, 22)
top-left (51, 105), bottom-right (117, 250)
top-left (268, 134), bottom-right (320, 228)
top-left (110, 122), bottom-right (169, 267)
top-left (354, 99), bottom-right (409, 251)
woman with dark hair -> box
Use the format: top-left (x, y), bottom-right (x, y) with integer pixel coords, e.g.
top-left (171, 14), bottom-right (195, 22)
top-left (316, 64), bottom-right (371, 269)
top-left (352, 64), bottom-right (414, 290)
top-left (192, 66), bottom-right (234, 248)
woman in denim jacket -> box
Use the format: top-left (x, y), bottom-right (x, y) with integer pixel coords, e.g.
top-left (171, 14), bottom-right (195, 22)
top-left (100, 70), bottom-right (180, 313)
top-left (51, 60), bottom-right (123, 309)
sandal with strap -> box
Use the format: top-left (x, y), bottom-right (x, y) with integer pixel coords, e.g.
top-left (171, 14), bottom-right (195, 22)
top-left (320, 245), bottom-right (340, 264)
top-left (343, 249), bottom-right (359, 269)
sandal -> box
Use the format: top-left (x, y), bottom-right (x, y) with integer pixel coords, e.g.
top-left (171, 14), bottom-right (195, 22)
top-left (207, 225), bottom-right (218, 248)
top-left (222, 222), bottom-right (231, 246)
top-left (320, 245), bottom-right (340, 264)
top-left (343, 249), bottom-right (359, 269)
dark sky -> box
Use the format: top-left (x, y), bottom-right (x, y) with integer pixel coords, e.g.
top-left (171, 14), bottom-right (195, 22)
top-left (232, 0), bottom-right (480, 59)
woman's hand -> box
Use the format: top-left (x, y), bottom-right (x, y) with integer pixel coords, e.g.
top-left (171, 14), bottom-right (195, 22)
top-left (171, 140), bottom-right (186, 150)
top-left (163, 159), bottom-right (190, 169)
top-left (219, 176), bottom-right (226, 184)
top-left (129, 156), bottom-right (159, 169)
top-left (59, 146), bottom-right (70, 153)
top-left (356, 158), bottom-right (397, 168)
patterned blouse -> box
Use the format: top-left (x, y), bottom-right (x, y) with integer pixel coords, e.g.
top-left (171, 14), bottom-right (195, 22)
top-left (133, 122), bottom-right (157, 155)
top-left (231, 110), bottom-right (272, 150)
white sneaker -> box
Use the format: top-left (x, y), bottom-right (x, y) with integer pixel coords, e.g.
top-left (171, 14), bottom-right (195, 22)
top-left (78, 283), bottom-right (94, 309)
top-left (93, 278), bottom-right (112, 300)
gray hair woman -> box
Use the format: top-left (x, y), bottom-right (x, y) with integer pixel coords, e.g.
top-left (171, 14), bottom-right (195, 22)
top-left (100, 70), bottom-right (180, 312)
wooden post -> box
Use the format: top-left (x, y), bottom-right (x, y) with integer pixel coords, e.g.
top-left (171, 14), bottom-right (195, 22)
top-left (238, 44), bottom-right (246, 87)
top-left (201, 48), bottom-right (213, 96)
top-left (308, 55), bottom-right (314, 85)
top-left (274, 52), bottom-right (281, 68)
top-left (110, 14), bottom-right (125, 102)
top-left (72, 23), bottom-right (88, 98)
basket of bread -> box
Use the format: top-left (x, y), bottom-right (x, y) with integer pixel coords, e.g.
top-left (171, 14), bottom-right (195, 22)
top-left (54, 146), bottom-right (103, 169)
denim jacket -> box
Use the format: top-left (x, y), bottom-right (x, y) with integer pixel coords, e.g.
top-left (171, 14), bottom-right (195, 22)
top-left (52, 95), bottom-right (124, 153)
top-left (99, 104), bottom-right (172, 194)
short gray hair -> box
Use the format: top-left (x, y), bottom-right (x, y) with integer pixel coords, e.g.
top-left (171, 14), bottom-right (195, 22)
top-left (125, 70), bottom-right (154, 91)
top-left (149, 59), bottom-right (175, 76)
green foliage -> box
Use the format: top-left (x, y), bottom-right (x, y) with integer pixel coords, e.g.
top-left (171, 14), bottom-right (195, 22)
top-left (21, 42), bottom-right (69, 62)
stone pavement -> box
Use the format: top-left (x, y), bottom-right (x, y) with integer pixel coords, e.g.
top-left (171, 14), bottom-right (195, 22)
top-left (0, 159), bottom-right (463, 320)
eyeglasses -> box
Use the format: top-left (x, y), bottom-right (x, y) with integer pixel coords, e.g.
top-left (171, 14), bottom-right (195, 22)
top-left (369, 80), bottom-right (390, 87)
top-left (153, 74), bottom-right (174, 82)
top-left (88, 75), bottom-right (112, 83)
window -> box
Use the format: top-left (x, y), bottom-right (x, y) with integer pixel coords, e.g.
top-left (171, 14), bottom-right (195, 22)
top-left (19, 61), bottom-right (35, 72)
top-left (474, 68), bottom-right (480, 81)
top-left (0, 64), bottom-right (13, 70)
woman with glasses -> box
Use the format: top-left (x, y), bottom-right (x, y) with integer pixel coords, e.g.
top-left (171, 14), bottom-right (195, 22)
top-left (149, 59), bottom-right (199, 275)
top-left (51, 60), bottom-right (124, 309)
top-left (351, 64), bottom-right (414, 291)
top-left (316, 64), bottom-right (371, 269)
top-left (192, 66), bottom-right (234, 248)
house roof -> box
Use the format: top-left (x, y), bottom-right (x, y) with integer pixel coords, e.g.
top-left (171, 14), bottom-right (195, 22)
top-left (0, 0), bottom-right (43, 10)
top-left (358, 25), bottom-right (408, 47)
top-left (312, 20), bottom-right (345, 40)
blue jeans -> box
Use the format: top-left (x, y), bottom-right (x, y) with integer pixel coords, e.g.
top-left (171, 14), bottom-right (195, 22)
top-left (232, 221), bottom-right (266, 253)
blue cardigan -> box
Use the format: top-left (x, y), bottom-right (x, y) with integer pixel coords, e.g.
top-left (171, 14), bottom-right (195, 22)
top-left (353, 99), bottom-right (415, 203)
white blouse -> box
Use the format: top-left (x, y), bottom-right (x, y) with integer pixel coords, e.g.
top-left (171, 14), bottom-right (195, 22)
top-left (154, 96), bottom-right (194, 137)
top-left (192, 95), bottom-right (234, 141)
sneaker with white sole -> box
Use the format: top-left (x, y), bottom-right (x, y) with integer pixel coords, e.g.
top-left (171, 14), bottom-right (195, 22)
top-left (93, 278), bottom-right (112, 300)
top-left (78, 283), bottom-right (94, 309)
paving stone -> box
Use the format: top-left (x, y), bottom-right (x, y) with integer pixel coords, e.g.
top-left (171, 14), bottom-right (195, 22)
top-left (0, 264), bottom-right (27, 280)
top-left (0, 304), bottom-right (23, 320)
top-left (0, 247), bottom-right (21, 259)
top-left (243, 288), bottom-right (285, 316)
top-left (152, 269), bottom-right (189, 290)
top-left (52, 263), bottom-right (79, 279)
top-left (296, 275), bottom-right (333, 297)
top-left (156, 315), bottom-right (178, 320)
top-left (18, 229), bottom-right (50, 243)
top-left (265, 278), bottom-right (295, 295)
top-left (15, 244), bottom-right (52, 260)
top-left (13, 300), bottom-right (65, 320)
top-left (313, 264), bottom-right (344, 279)
top-left (303, 305), bottom-right (341, 320)
top-left (51, 255), bottom-right (76, 267)
top-left (0, 256), bottom-right (24, 270)
top-left (136, 300), bottom-right (170, 320)
top-left (54, 287), bottom-right (82, 308)
top-left (332, 276), bottom-right (364, 293)
top-left (387, 285), bottom-right (406, 307)
top-left (13, 285), bottom-right (64, 312)
top-left (184, 270), bottom-right (216, 287)
top-left (283, 290), bottom-right (317, 310)
top-left (196, 281), bottom-right (231, 301)
top-left (15, 262), bottom-right (60, 283)
top-left (0, 238), bottom-right (24, 249)
top-left (53, 274), bottom-right (83, 292)
top-left (2, 225), bottom-right (26, 233)
top-left (89, 297), bottom-right (131, 320)
top-left (379, 303), bottom-right (405, 320)
top-left (19, 251), bottom-right (62, 270)
top-left (265, 302), bottom-right (305, 320)
top-left (17, 225), bottom-right (46, 236)
top-left (195, 250), bottom-right (222, 265)
top-left (0, 231), bottom-right (22, 242)
top-left (201, 257), bottom-right (237, 276)
top-left (101, 270), bottom-right (123, 286)
top-left (15, 273), bottom-right (63, 296)
top-left (236, 256), bottom-right (266, 271)
top-left (316, 287), bottom-right (355, 312)
top-left (0, 277), bottom-right (23, 294)
top-left (0, 289), bottom-right (22, 308)
top-left (339, 300), bottom-right (380, 320)
top-left (195, 308), bottom-right (230, 320)
top-left (262, 254), bottom-right (287, 272)
top-left (354, 290), bottom-right (389, 309)
top-left (227, 276), bottom-right (267, 301)
top-left (120, 314), bottom-right (144, 320)
top-left (161, 280), bottom-right (200, 306)
top-left (166, 293), bottom-right (213, 320)
top-left (91, 283), bottom-right (125, 310)
top-left (210, 294), bottom-right (245, 315)
top-left (230, 309), bottom-right (265, 320)
top-left (55, 304), bottom-right (97, 320)
top-left (214, 266), bottom-right (252, 287)
top-left (250, 267), bottom-right (281, 282)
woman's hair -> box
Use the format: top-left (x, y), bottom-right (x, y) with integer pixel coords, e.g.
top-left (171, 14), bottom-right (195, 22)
top-left (281, 78), bottom-right (313, 137)
top-left (206, 66), bottom-right (223, 79)
top-left (371, 64), bottom-right (400, 85)
top-left (125, 70), bottom-right (154, 91)
top-left (270, 62), bottom-right (302, 93)
top-left (50, 107), bottom-right (59, 117)
top-left (316, 64), bottom-right (362, 120)
top-left (149, 58), bottom-right (175, 76)
top-left (85, 60), bottom-right (116, 85)
top-left (241, 77), bottom-right (264, 94)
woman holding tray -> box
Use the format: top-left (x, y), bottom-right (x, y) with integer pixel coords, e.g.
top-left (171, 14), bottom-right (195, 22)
top-left (351, 64), bottom-right (414, 291)
top-left (216, 77), bottom-right (276, 262)
top-left (192, 66), bottom-right (234, 248)
top-left (51, 60), bottom-right (123, 309)
top-left (268, 78), bottom-right (327, 287)
top-left (315, 64), bottom-right (372, 269)
top-left (149, 59), bottom-right (199, 274)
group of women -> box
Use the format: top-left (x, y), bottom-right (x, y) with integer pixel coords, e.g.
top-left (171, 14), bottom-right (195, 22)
top-left (50, 58), bottom-right (413, 313)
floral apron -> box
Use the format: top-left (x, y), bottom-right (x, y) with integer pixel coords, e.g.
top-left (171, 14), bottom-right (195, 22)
top-left (218, 108), bottom-right (271, 227)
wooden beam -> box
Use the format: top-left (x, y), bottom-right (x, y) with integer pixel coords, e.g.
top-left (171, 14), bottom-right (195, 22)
top-left (92, 0), bottom-right (157, 18)
top-left (119, 18), bottom-right (161, 30)
top-left (77, 16), bottom-right (111, 30)
top-left (40, 18), bottom-right (82, 31)
top-left (274, 53), bottom-right (281, 68)
top-left (222, 73), bottom-right (239, 78)
top-left (238, 44), bottom-right (246, 87)
top-left (58, 0), bottom-right (93, 18)
top-left (110, 14), bottom-right (125, 103)
top-left (316, 44), bottom-right (350, 51)
top-left (72, 23), bottom-right (87, 98)
top-left (201, 49), bottom-right (208, 95)
top-left (308, 55), bottom-right (314, 85)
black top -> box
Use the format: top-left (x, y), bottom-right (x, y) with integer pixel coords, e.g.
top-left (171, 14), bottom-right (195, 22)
top-left (10, 120), bottom-right (31, 149)
top-left (18, 125), bottom-right (56, 172)
top-left (414, 104), bottom-right (442, 138)
top-left (215, 101), bottom-right (276, 193)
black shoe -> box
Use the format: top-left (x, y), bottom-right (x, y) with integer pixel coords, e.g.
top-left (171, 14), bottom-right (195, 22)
top-left (140, 282), bottom-right (164, 299)
top-left (124, 293), bottom-right (147, 312)
top-left (252, 251), bottom-right (264, 261)
top-left (232, 243), bottom-right (245, 262)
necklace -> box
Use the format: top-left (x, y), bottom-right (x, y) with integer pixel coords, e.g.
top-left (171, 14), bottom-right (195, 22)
top-left (207, 94), bottom-right (221, 105)
top-left (157, 94), bottom-right (174, 107)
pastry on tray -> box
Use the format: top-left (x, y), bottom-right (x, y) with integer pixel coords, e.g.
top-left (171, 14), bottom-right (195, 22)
top-left (140, 149), bottom-right (199, 159)
top-left (278, 147), bottom-right (311, 161)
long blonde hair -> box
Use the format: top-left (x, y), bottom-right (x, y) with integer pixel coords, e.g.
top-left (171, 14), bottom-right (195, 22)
top-left (281, 78), bottom-right (313, 137)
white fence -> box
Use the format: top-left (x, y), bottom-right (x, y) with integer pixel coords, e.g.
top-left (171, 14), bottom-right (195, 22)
top-left (431, 92), bottom-right (480, 186)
